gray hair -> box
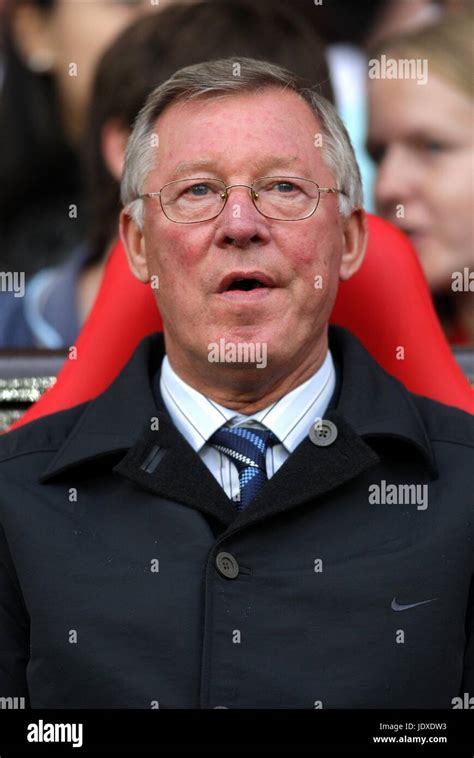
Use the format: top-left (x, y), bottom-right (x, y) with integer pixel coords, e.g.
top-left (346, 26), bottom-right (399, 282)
top-left (121, 58), bottom-right (363, 227)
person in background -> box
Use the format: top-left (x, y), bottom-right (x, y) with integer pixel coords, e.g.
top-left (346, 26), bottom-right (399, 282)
top-left (0, 0), bottom-right (332, 348)
top-left (294, 0), bottom-right (465, 215)
top-left (367, 0), bottom-right (452, 47)
top-left (367, 12), bottom-right (474, 345)
top-left (0, 0), bottom-right (162, 278)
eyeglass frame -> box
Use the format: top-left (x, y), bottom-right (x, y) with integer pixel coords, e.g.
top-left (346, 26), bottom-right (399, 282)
top-left (135, 176), bottom-right (346, 224)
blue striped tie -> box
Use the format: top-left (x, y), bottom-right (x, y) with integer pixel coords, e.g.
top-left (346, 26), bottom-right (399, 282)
top-left (209, 426), bottom-right (279, 510)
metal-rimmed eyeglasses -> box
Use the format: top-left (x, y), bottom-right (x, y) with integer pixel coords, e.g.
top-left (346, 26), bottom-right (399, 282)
top-left (136, 176), bottom-right (346, 224)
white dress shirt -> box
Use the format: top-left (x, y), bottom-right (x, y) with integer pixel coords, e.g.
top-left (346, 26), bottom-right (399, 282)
top-left (160, 352), bottom-right (336, 501)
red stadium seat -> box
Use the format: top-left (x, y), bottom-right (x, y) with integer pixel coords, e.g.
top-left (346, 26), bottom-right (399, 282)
top-left (8, 213), bottom-right (474, 431)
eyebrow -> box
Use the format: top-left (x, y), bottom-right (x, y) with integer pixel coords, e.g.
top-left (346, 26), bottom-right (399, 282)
top-left (170, 155), bottom-right (302, 178)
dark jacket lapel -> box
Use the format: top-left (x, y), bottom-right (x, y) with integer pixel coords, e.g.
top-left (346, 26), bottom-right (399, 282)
top-left (40, 326), bottom-right (437, 532)
top-left (112, 416), bottom-right (238, 527)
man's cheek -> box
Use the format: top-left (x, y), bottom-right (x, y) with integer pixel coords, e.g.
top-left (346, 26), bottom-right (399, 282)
top-left (145, 241), bottom-right (185, 289)
top-left (296, 253), bottom-right (332, 295)
top-left (155, 271), bottom-right (207, 321)
top-left (158, 226), bottom-right (210, 268)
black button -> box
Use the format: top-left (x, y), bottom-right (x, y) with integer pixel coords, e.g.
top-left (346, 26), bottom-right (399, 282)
top-left (215, 551), bottom-right (239, 579)
top-left (309, 419), bottom-right (338, 447)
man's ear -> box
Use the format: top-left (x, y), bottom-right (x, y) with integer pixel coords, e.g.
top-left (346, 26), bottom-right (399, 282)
top-left (339, 208), bottom-right (368, 281)
top-left (119, 208), bottom-right (150, 284)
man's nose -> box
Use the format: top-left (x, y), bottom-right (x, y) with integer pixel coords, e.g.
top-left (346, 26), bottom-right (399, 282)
top-left (213, 185), bottom-right (271, 249)
top-left (375, 145), bottom-right (417, 217)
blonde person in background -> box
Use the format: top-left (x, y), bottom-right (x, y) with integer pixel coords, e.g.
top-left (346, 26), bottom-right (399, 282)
top-left (367, 12), bottom-right (474, 345)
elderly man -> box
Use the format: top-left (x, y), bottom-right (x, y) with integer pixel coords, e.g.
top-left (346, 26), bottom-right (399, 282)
top-left (0, 59), bottom-right (473, 711)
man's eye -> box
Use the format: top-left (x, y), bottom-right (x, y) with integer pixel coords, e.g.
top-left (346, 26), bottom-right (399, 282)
top-left (261, 181), bottom-right (299, 194)
top-left (185, 184), bottom-right (211, 197)
top-left (274, 182), bottom-right (296, 193)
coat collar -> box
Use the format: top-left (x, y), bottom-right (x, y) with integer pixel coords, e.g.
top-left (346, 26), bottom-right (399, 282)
top-left (329, 326), bottom-right (436, 474)
top-left (40, 326), bottom-right (437, 529)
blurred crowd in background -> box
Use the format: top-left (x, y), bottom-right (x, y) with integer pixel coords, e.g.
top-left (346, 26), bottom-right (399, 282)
top-left (0, 0), bottom-right (472, 350)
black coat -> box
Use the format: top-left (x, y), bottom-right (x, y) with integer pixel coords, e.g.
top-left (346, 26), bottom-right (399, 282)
top-left (0, 326), bottom-right (473, 709)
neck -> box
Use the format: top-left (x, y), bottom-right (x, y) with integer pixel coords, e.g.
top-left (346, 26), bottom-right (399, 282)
top-left (164, 334), bottom-right (329, 415)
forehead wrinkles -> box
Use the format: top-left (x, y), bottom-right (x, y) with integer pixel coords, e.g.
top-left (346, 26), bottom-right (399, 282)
top-left (153, 91), bottom-right (324, 178)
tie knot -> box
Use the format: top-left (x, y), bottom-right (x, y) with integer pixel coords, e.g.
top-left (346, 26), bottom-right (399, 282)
top-left (209, 425), bottom-right (279, 510)
top-left (209, 425), bottom-right (278, 473)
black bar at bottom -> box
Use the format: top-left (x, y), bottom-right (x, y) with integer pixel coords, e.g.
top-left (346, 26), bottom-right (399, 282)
top-left (0, 709), bottom-right (472, 754)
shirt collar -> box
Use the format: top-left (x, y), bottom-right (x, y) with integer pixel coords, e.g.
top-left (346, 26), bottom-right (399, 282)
top-left (159, 351), bottom-right (336, 454)
top-left (38, 327), bottom-right (437, 482)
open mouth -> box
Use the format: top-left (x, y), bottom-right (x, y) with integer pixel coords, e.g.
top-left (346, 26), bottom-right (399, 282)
top-left (226, 278), bottom-right (267, 292)
top-left (218, 271), bottom-right (276, 294)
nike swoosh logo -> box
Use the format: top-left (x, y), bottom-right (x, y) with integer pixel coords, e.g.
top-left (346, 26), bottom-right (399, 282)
top-left (391, 597), bottom-right (438, 611)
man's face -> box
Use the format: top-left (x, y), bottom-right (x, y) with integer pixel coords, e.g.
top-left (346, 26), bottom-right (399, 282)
top-left (122, 89), bottom-right (364, 381)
